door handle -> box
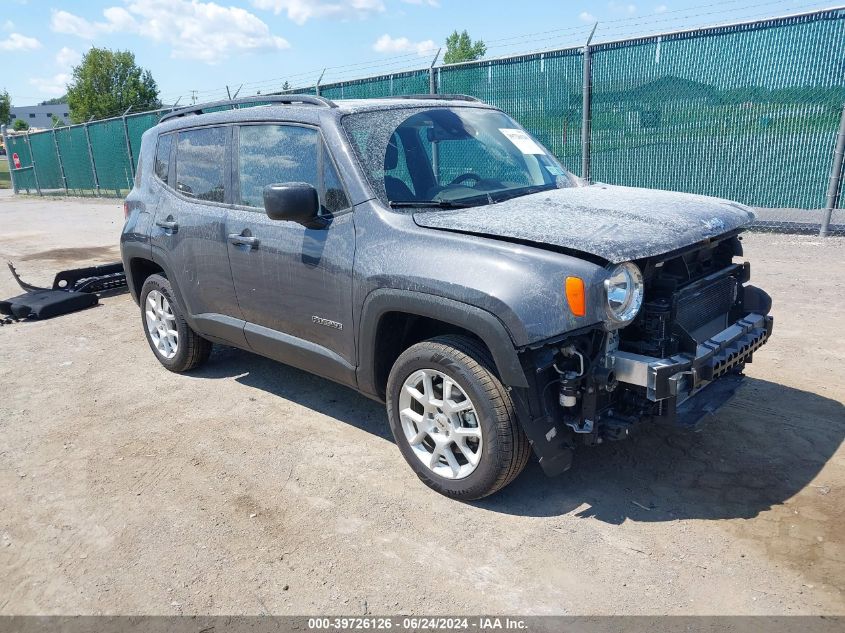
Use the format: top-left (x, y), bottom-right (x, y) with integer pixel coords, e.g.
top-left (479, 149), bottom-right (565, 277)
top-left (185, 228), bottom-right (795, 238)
top-left (228, 233), bottom-right (259, 249)
top-left (155, 218), bottom-right (178, 232)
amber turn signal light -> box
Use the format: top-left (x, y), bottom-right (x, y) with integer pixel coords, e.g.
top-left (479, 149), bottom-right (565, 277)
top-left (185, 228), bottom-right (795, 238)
top-left (565, 276), bottom-right (586, 317)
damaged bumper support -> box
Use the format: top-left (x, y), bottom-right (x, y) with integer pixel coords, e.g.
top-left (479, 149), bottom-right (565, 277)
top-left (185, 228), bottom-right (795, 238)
top-left (611, 312), bottom-right (774, 425)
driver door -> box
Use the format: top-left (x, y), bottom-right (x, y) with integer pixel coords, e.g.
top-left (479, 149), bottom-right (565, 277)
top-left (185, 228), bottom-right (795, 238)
top-left (225, 123), bottom-right (356, 385)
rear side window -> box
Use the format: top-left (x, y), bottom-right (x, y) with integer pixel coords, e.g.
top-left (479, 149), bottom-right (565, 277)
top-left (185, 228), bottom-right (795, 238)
top-left (238, 124), bottom-right (319, 208)
top-left (175, 127), bottom-right (228, 202)
top-left (154, 134), bottom-right (173, 184)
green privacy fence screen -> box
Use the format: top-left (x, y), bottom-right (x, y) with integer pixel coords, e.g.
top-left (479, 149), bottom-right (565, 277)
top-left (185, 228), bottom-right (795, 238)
top-left (4, 8), bottom-right (844, 211)
top-left (588, 10), bottom-right (845, 209)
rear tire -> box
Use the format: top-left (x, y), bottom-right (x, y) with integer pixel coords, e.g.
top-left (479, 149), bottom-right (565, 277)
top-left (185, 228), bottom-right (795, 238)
top-left (386, 335), bottom-right (530, 500)
top-left (140, 274), bottom-right (211, 372)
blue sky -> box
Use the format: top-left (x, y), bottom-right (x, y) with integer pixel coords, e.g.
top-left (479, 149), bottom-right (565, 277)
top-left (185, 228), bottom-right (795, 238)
top-left (0, 0), bottom-right (834, 106)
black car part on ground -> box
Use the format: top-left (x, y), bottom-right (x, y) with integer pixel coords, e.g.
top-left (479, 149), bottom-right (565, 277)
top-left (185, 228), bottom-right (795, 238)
top-left (1, 261), bottom-right (126, 320)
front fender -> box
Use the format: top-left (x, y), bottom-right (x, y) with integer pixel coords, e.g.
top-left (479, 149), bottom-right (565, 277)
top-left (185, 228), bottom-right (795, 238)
top-left (356, 288), bottom-right (528, 399)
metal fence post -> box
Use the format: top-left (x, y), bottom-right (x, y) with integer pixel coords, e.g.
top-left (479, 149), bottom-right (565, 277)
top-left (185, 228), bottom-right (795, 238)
top-left (52, 123), bottom-right (69, 195)
top-left (315, 68), bottom-right (326, 96)
top-left (429, 48), bottom-right (443, 183)
top-left (84, 118), bottom-right (101, 196)
top-left (820, 102), bottom-right (845, 237)
top-left (24, 130), bottom-right (42, 196)
top-left (581, 23), bottom-right (598, 184)
top-left (122, 106), bottom-right (135, 189)
top-left (429, 48), bottom-right (441, 94)
top-left (0, 124), bottom-right (17, 193)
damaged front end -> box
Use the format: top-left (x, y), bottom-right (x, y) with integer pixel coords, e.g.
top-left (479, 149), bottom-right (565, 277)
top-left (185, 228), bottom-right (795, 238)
top-left (515, 232), bottom-right (774, 477)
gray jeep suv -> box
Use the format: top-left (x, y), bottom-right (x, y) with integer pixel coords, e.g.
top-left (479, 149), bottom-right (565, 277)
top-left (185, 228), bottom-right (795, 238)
top-left (121, 94), bottom-right (773, 500)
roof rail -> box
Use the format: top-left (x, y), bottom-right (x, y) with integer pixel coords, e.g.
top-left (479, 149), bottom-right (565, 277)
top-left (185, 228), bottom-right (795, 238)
top-left (383, 94), bottom-right (482, 103)
top-left (159, 94), bottom-right (337, 123)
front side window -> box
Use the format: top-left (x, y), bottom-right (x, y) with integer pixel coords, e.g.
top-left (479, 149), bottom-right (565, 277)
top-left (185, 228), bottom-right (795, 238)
top-left (238, 125), bottom-right (319, 208)
top-left (237, 125), bottom-right (349, 214)
top-left (154, 133), bottom-right (173, 184)
top-left (175, 127), bottom-right (227, 202)
top-left (343, 107), bottom-right (574, 208)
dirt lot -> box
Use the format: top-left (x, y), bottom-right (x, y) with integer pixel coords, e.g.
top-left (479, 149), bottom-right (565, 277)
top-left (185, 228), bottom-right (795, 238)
top-left (0, 191), bottom-right (843, 615)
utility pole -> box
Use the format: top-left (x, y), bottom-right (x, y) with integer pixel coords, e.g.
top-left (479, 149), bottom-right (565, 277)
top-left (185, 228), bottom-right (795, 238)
top-left (190, 90), bottom-right (198, 105)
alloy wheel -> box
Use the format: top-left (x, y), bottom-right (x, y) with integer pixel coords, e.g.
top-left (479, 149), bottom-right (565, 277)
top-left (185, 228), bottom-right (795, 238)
top-left (398, 368), bottom-right (483, 479)
top-left (144, 289), bottom-right (179, 360)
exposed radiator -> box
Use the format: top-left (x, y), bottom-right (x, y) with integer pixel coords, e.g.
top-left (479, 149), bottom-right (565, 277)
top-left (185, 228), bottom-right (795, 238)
top-left (675, 274), bottom-right (738, 334)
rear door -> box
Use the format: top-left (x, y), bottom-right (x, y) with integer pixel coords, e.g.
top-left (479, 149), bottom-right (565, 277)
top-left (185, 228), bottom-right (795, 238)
top-left (150, 125), bottom-right (244, 339)
top-left (225, 122), bottom-right (356, 384)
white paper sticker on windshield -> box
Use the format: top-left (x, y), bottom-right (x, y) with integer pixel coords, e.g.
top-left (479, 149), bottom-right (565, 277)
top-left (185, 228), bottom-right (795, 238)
top-left (499, 128), bottom-right (545, 154)
top-left (545, 164), bottom-right (565, 176)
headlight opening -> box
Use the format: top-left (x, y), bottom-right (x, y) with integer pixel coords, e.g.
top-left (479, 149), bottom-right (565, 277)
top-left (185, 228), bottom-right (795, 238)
top-left (604, 262), bottom-right (644, 326)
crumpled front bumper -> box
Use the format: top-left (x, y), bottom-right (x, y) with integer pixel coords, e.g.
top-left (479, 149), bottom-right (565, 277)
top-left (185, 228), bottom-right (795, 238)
top-left (610, 312), bottom-right (774, 408)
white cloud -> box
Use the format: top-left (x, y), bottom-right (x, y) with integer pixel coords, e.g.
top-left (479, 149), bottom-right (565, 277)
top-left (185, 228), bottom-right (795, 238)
top-left (2, 20), bottom-right (14, 31)
top-left (608, 1), bottom-right (637, 14)
top-left (0, 32), bottom-right (41, 51)
top-left (29, 73), bottom-right (71, 97)
top-left (401, 0), bottom-right (439, 6)
top-left (29, 48), bottom-right (82, 101)
top-left (56, 46), bottom-right (82, 69)
top-left (372, 33), bottom-right (435, 56)
top-left (51, 0), bottom-right (290, 63)
top-left (655, 4), bottom-right (667, 13)
top-left (579, 11), bottom-right (596, 23)
top-left (251, 0), bottom-right (385, 25)
top-left (50, 10), bottom-right (104, 39)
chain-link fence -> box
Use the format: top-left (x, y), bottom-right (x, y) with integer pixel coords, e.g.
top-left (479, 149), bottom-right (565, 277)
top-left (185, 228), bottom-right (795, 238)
top-left (3, 7), bottom-right (844, 235)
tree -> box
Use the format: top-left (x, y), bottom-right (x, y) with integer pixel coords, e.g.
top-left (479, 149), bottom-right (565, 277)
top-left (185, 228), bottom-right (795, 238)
top-left (12, 118), bottom-right (29, 131)
top-left (0, 89), bottom-right (10, 126)
top-left (41, 95), bottom-right (67, 105)
top-left (66, 48), bottom-right (160, 123)
top-left (51, 114), bottom-right (67, 128)
top-left (443, 30), bottom-right (486, 64)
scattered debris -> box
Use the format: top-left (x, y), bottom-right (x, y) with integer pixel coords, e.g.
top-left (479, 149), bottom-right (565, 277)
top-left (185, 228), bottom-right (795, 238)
top-left (1, 261), bottom-right (126, 321)
top-left (631, 500), bottom-right (652, 511)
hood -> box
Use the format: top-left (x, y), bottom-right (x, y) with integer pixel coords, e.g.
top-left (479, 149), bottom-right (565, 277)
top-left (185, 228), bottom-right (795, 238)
top-left (412, 184), bottom-right (756, 264)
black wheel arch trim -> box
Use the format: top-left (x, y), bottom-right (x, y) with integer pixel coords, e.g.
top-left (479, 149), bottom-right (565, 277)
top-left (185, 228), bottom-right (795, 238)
top-left (125, 245), bottom-right (195, 331)
top-left (356, 288), bottom-right (529, 399)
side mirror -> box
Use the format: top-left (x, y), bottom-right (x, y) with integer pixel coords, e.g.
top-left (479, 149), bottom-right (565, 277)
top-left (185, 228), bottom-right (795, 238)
top-left (263, 182), bottom-right (325, 228)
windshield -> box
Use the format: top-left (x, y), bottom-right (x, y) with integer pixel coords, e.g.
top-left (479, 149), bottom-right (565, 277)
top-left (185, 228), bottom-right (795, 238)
top-left (342, 107), bottom-right (575, 207)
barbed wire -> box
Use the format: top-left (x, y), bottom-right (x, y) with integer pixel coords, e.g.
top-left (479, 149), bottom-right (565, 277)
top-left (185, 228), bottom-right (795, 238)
top-left (157, 0), bottom-right (840, 102)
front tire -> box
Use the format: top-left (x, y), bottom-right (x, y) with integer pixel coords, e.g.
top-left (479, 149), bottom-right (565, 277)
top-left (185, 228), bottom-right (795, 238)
top-left (386, 335), bottom-right (530, 500)
top-left (140, 274), bottom-right (211, 372)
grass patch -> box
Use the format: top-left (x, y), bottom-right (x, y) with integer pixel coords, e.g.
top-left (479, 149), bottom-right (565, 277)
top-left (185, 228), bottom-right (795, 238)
top-left (0, 158), bottom-right (10, 189)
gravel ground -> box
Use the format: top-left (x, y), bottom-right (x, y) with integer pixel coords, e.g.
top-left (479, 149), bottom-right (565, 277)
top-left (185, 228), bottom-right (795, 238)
top-left (0, 192), bottom-right (843, 615)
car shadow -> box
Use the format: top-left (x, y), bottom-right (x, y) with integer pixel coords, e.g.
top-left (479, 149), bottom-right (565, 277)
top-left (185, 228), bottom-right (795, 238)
top-left (192, 347), bottom-right (844, 524)
top-left (480, 377), bottom-right (845, 522)
top-left (193, 345), bottom-right (391, 441)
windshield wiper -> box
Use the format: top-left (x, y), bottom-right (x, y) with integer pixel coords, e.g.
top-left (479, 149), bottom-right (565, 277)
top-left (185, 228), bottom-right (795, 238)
top-left (488, 184), bottom-right (557, 203)
top-left (389, 200), bottom-right (478, 209)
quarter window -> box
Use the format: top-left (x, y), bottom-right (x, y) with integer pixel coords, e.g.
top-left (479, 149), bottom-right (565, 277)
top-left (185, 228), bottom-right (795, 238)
top-left (154, 134), bottom-right (173, 184)
top-left (323, 145), bottom-right (350, 213)
top-left (175, 127), bottom-right (228, 202)
top-left (238, 125), bottom-right (319, 208)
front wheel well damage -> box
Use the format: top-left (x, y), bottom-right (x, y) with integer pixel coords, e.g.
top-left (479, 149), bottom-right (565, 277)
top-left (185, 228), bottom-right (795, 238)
top-left (372, 311), bottom-right (492, 399)
top-left (128, 258), bottom-right (165, 300)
